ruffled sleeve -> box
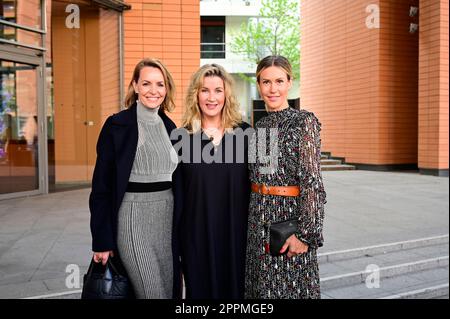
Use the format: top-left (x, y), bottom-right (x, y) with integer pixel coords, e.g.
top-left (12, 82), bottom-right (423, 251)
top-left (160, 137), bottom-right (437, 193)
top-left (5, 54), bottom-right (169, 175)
top-left (296, 112), bottom-right (326, 249)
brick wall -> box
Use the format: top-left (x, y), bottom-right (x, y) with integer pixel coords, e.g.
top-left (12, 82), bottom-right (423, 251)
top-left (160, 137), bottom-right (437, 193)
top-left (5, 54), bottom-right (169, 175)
top-left (123, 0), bottom-right (200, 126)
top-left (99, 9), bottom-right (120, 122)
top-left (301, 0), bottom-right (422, 167)
top-left (418, 0), bottom-right (449, 173)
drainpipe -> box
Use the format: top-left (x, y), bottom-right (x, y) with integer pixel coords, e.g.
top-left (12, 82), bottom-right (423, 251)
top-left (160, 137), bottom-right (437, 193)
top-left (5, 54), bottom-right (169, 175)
top-left (119, 12), bottom-right (124, 109)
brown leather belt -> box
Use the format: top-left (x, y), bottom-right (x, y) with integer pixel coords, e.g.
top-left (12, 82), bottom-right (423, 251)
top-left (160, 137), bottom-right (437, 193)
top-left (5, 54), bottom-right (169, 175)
top-left (251, 183), bottom-right (301, 197)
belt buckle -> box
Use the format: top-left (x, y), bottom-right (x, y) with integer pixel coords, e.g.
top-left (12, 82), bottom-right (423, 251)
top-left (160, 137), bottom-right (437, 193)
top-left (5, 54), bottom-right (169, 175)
top-left (261, 184), bottom-right (270, 194)
top-left (258, 184), bottom-right (263, 194)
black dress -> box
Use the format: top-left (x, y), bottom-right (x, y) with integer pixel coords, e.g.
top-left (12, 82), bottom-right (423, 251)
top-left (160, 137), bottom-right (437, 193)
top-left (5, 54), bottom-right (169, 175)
top-left (175, 122), bottom-right (251, 299)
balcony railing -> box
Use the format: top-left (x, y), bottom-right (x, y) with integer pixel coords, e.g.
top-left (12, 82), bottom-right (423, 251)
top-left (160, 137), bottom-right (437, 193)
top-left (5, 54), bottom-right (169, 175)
top-left (201, 42), bottom-right (225, 59)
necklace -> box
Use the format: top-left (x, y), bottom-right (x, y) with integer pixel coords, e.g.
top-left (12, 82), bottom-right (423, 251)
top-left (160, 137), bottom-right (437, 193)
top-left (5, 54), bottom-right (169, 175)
top-left (202, 127), bottom-right (223, 147)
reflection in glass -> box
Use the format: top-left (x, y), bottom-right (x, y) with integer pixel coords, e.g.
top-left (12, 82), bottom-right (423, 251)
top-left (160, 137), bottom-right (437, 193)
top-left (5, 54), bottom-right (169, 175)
top-left (0, 24), bottom-right (41, 46)
top-left (201, 16), bottom-right (225, 59)
top-left (0, 0), bottom-right (43, 48)
top-left (0, 60), bottom-right (39, 194)
top-left (0, 0), bottom-right (42, 30)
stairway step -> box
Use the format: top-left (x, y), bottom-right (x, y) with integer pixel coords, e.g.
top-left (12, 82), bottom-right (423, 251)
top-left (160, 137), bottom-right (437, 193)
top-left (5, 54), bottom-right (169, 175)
top-left (381, 283), bottom-right (449, 299)
top-left (24, 289), bottom-right (82, 299)
top-left (318, 235), bottom-right (449, 264)
top-left (320, 242), bottom-right (449, 278)
top-left (322, 266), bottom-right (449, 299)
top-left (320, 256), bottom-right (449, 290)
top-left (321, 159), bottom-right (342, 165)
top-left (321, 165), bottom-right (355, 171)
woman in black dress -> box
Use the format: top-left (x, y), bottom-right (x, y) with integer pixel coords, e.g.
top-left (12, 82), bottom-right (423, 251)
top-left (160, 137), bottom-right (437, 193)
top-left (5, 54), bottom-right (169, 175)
top-left (172, 64), bottom-right (251, 298)
top-left (245, 56), bottom-right (326, 299)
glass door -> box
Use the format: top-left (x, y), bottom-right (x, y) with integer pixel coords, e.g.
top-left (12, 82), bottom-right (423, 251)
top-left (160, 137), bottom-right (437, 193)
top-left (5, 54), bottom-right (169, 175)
top-left (0, 57), bottom-right (43, 197)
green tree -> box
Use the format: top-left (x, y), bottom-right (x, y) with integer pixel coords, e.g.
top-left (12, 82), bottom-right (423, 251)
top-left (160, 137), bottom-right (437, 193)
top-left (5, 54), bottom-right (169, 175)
top-left (230, 0), bottom-right (300, 82)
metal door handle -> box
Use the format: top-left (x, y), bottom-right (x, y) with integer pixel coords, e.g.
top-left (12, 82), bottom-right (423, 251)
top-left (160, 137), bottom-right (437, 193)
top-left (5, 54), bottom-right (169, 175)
top-left (84, 121), bottom-right (94, 126)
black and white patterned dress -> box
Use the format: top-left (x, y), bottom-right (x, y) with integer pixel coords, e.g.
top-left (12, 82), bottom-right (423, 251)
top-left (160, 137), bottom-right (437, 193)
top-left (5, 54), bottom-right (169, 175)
top-left (245, 107), bottom-right (326, 299)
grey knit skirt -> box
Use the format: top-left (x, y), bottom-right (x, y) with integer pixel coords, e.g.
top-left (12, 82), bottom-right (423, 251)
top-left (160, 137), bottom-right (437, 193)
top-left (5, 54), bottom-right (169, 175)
top-left (117, 189), bottom-right (173, 299)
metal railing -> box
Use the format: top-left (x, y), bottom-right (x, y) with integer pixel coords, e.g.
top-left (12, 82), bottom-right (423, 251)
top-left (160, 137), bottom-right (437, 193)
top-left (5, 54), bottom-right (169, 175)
top-left (200, 42), bottom-right (226, 59)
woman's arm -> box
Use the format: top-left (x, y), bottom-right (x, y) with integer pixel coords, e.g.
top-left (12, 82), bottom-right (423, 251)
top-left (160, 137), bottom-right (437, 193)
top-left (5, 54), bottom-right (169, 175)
top-left (170, 128), bottom-right (185, 298)
top-left (296, 112), bottom-right (327, 249)
top-left (89, 116), bottom-right (116, 253)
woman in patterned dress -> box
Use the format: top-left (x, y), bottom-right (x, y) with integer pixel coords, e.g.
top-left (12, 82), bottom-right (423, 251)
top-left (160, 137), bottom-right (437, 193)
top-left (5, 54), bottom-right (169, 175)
top-left (245, 55), bottom-right (326, 299)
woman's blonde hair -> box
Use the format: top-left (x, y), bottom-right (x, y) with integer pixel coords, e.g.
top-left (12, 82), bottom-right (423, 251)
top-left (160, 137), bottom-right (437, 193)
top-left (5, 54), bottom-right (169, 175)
top-left (182, 64), bottom-right (242, 133)
top-left (124, 58), bottom-right (176, 112)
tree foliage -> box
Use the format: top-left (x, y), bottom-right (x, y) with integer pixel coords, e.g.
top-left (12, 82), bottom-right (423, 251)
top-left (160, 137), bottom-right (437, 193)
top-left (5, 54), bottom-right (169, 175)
top-left (230, 0), bottom-right (300, 82)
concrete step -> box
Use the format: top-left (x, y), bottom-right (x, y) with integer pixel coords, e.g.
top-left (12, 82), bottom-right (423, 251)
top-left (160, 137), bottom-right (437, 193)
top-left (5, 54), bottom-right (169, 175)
top-left (43, 269), bottom-right (449, 300)
top-left (381, 283), bottom-right (449, 299)
top-left (320, 255), bottom-right (449, 290)
top-left (29, 236), bottom-right (450, 299)
top-left (25, 290), bottom-right (82, 299)
top-left (321, 154), bottom-right (329, 159)
top-left (320, 159), bottom-right (343, 165)
top-left (321, 164), bottom-right (356, 171)
top-left (322, 267), bottom-right (449, 299)
top-left (319, 235), bottom-right (449, 298)
top-left (319, 236), bottom-right (449, 281)
top-left (318, 235), bottom-right (449, 264)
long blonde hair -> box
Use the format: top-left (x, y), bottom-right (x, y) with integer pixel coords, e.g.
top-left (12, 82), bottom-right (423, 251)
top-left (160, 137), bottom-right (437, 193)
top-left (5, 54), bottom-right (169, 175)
top-left (124, 58), bottom-right (176, 112)
top-left (182, 64), bottom-right (242, 133)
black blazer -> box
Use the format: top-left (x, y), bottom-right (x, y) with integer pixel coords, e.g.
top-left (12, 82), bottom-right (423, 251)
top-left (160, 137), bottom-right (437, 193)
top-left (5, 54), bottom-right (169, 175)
top-left (89, 102), bottom-right (177, 252)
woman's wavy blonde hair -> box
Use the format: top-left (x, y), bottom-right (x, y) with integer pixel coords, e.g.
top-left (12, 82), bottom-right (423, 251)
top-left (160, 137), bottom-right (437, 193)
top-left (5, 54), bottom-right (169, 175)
top-left (124, 58), bottom-right (176, 112)
top-left (182, 64), bottom-right (242, 133)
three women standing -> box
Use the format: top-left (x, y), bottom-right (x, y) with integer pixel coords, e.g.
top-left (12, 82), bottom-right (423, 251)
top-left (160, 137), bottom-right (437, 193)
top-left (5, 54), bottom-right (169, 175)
top-left (89, 55), bottom-right (325, 300)
top-left (245, 56), bottom-right (326, 299)
top-left (89, 58), bottom-right (178, 299)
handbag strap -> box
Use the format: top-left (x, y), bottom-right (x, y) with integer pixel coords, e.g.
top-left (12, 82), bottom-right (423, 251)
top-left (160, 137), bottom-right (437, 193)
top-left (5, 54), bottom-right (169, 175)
top-left (106, 258), bottom-right (120, 275)
top-left (85, 258), bottom-right (96, 276)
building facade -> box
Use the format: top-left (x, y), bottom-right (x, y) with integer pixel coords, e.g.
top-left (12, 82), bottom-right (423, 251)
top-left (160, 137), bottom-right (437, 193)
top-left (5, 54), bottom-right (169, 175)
top-left (0, 0), bottom-right (447, 199)
top-left (300, 0), bottom-right (448, 176)
top-left (0, 0), bottom-right (200, 199)
top-left (200, 0), bottom-right (300, 124)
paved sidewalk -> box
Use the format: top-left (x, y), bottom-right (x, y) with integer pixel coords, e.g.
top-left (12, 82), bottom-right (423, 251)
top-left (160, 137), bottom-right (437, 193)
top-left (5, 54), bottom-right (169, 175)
top-left (0, 170), bottom-right (448, 299)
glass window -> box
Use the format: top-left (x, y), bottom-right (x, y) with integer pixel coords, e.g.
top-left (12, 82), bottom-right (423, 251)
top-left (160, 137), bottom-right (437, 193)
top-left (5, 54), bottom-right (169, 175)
top-left (0, 59), bottom-right (39, 194)
top-left (0, 0), bottom-right (43, 30)
top-left (0, 0), bottom-right (44, 49)
top-left (201, 16), bottom-right (225, 59)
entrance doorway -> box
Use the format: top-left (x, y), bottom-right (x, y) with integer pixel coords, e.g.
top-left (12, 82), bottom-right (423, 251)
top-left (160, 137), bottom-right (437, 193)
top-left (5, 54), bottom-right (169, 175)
top-left (50, 1), bottom-right (120, 187)
top-left (51, 2), bottom-right (102, 184)
top-left (0, 54), bottom-right (45, 198)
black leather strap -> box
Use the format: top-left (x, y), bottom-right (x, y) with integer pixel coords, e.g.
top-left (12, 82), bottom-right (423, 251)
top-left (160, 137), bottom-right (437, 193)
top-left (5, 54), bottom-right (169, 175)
top-left (126, 181), bottom-right (172, 193)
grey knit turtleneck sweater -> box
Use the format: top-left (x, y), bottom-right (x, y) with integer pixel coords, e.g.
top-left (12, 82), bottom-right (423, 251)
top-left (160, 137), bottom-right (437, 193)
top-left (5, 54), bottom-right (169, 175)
top-left (129, 101), bottom-right (178, 183)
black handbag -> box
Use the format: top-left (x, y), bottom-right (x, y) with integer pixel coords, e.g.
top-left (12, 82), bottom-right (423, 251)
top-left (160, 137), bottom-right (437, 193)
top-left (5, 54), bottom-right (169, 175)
top-left (81, 256), bottom-right (135, 299)
top-left (268, 219), bottom-right (298, 256)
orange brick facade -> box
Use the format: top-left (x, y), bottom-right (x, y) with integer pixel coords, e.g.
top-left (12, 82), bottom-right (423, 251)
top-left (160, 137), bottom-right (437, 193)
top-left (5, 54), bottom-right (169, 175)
top-left (300, 0), bottom-right (448, 175)
top-left (123, 0), bottom-right (200, 126)
top-left (418, 0), bottom-right (449, 173)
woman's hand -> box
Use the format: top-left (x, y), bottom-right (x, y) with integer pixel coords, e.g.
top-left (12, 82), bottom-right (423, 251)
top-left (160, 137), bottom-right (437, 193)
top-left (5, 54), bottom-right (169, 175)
top-left (93, 251), bottom-right (114, 265)
top-left (280, 235), bottom-right (309, 257)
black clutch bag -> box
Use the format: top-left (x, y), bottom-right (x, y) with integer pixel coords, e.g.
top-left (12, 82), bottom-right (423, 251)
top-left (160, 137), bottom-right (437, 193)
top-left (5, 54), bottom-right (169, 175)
top-left (81, 256), bottom-right (135, 299)
top-left (268, 219), bottom-right (298, 256)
